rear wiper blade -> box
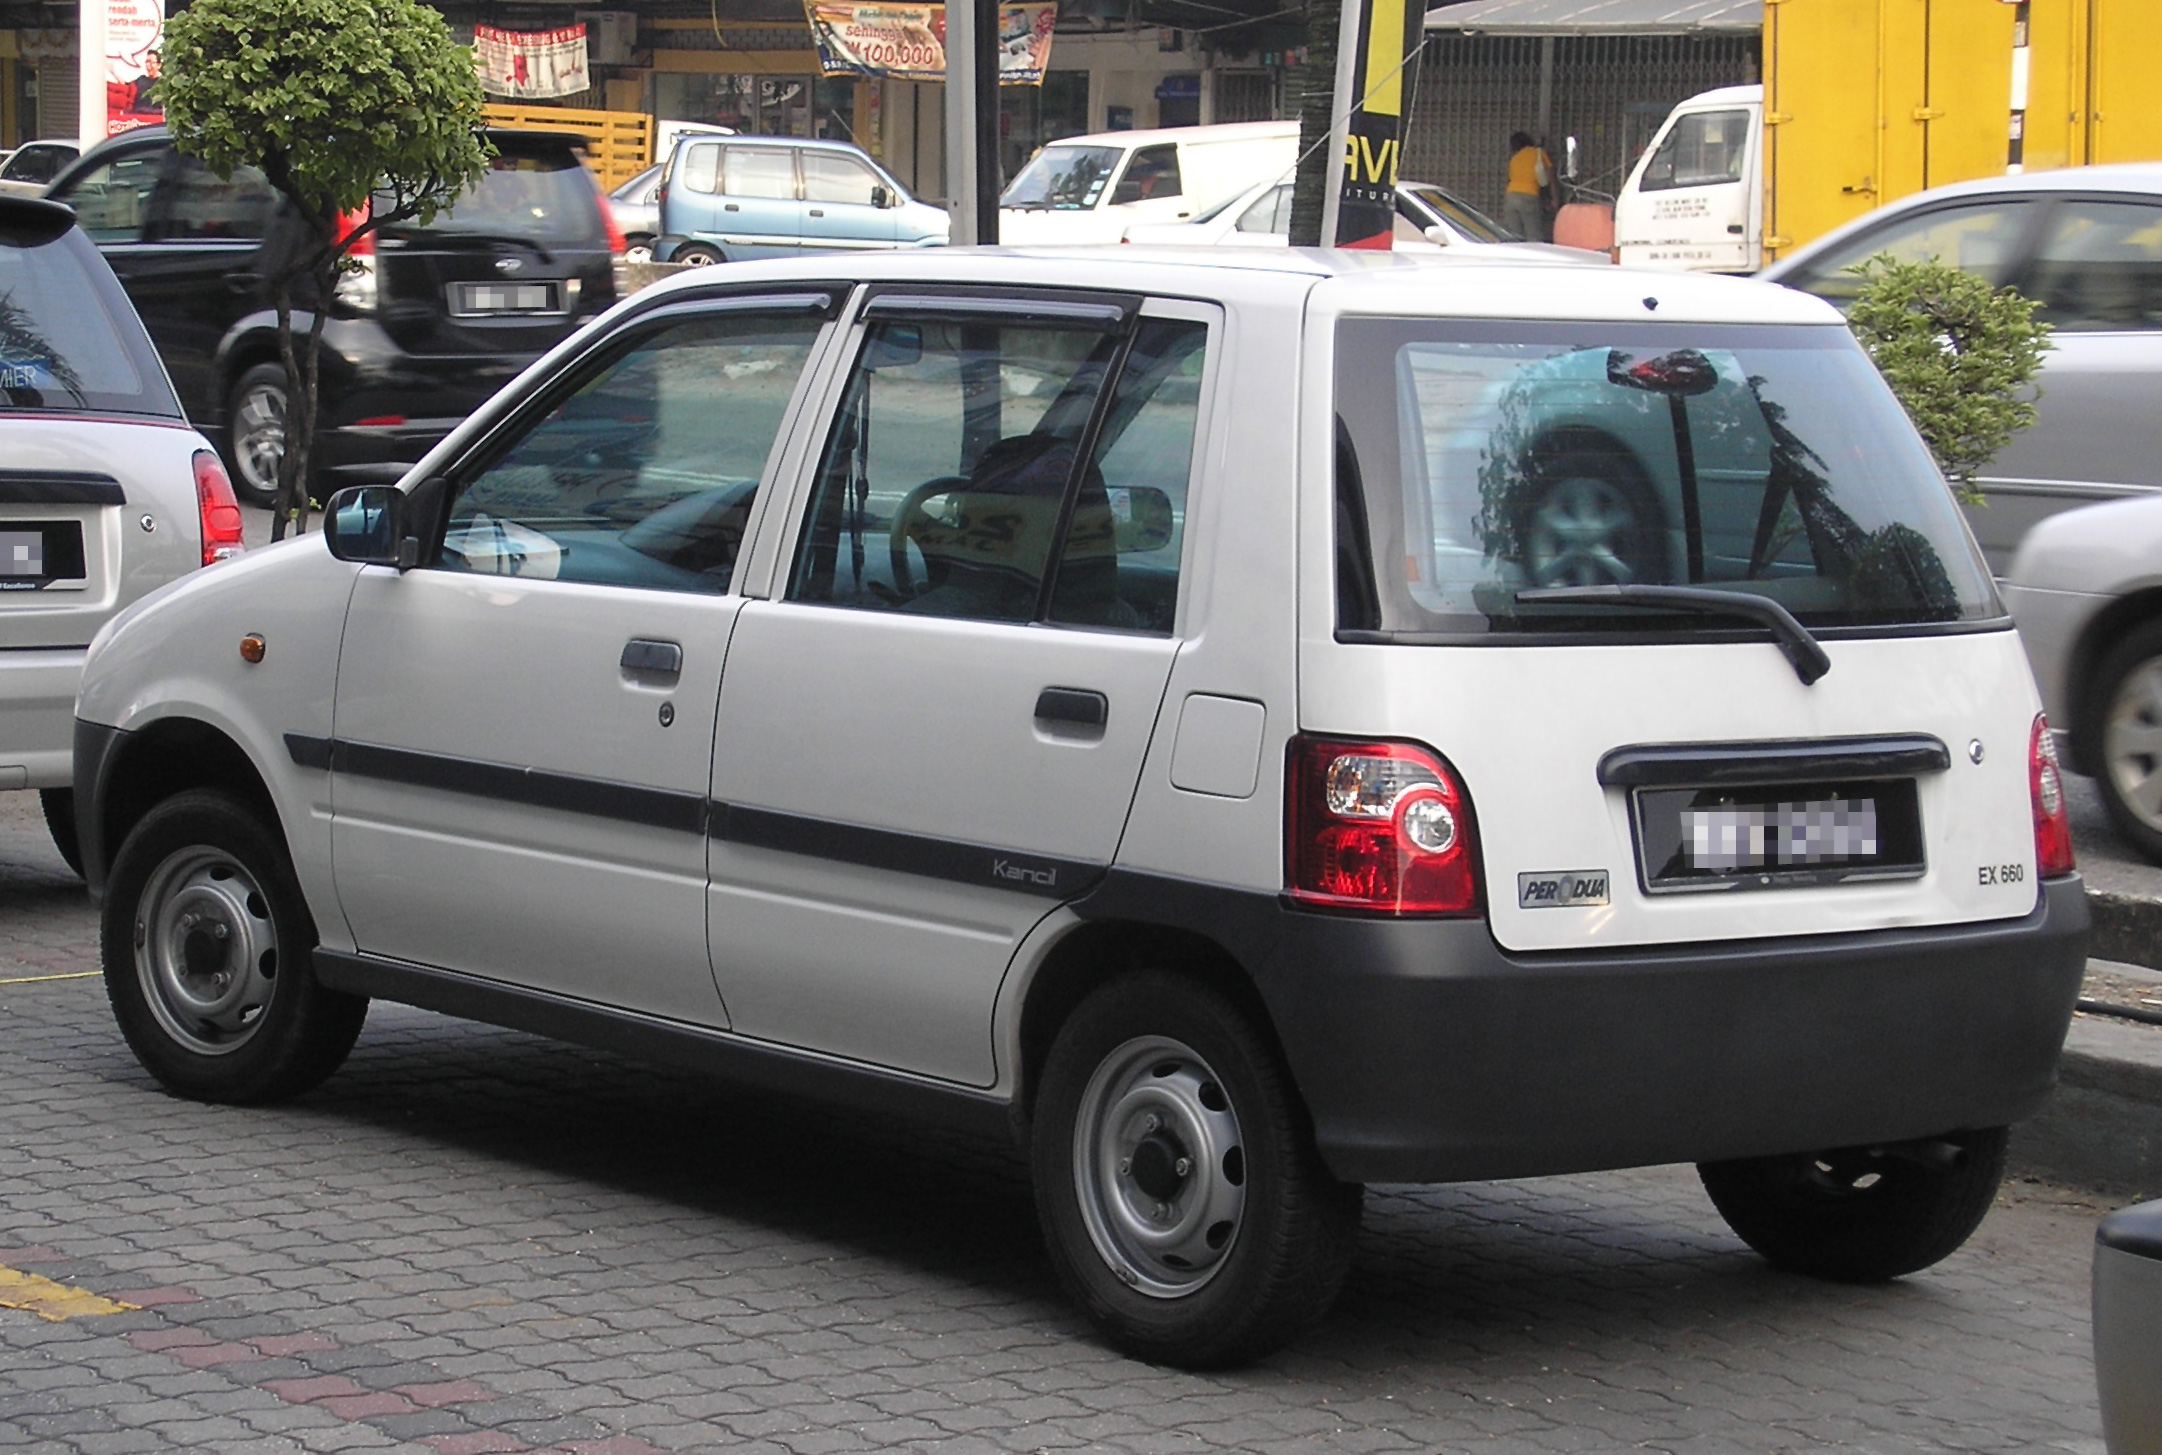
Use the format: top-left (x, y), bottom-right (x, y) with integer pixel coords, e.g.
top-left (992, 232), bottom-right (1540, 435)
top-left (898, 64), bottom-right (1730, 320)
top-left (1514, 584), bottom-right (1831, 686)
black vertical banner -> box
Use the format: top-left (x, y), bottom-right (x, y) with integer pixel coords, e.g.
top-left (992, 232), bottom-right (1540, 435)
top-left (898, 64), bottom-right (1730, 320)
top-left (1333, 0), bottom-right (1421, 249)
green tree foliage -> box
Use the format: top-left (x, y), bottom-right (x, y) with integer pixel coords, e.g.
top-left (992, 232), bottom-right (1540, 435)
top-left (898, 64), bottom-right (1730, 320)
top-left (1844, 255), bottom-right (2052, 502)
top-left (160, 0), bottom-right (490, 535)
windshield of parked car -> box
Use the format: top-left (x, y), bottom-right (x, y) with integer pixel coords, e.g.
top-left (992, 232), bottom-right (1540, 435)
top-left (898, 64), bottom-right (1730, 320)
top-left (1333, 318), bottom-right (2000, 638)
top-left (0, 217), bottom-right (180, 417)
top-left (383, 147), bottom-right (606, 248)
top-left (1001, 145), bottom-right (1123, 210)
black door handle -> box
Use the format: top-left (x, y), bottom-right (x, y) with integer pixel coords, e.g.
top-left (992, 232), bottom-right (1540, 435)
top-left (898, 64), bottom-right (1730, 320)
top-left (1035, 687), bottom-right (1108, 728)
top-left (621, 638), bottom-right (683, 675)
top-left (808, 208), bottom-right (825, 217)
top-left (227, 271), bottom-right (263, 294)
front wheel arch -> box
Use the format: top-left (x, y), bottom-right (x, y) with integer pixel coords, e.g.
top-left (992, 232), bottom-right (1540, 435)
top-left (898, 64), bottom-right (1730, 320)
top-left (92, 718), bottom-right (282, 891)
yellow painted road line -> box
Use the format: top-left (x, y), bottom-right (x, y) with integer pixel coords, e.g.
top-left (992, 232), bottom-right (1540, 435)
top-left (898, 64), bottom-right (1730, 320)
top-left (0, 1267), bottom-right (137, 1321)
top-left (0, 971), bottom-right (99, 985)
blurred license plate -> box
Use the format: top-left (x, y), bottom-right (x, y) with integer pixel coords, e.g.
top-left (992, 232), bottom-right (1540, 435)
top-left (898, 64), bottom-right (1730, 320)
top-left (451, 281), bottom-right (558, 315)
top-left (1632, 778), bottom-right (1924, 893)
top-left (0, 523), bottom-right (84, 591)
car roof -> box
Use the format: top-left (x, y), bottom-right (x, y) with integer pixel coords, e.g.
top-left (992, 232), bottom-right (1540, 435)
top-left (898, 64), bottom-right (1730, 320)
top-left (1034, 121), bottom-right (1300, 151)
top-left (1764, 162), bottom-right (2162, 276)
top-left (630, 244), bottom-right (1846, 327)
top-left (685, 133), bottom-right (878, 158)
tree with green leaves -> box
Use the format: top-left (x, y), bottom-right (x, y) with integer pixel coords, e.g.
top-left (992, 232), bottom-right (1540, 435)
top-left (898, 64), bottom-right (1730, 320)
top-left (159, 0), bottom-right (491, 536)
top-left (1844, 255), bottom-right (2053, 503)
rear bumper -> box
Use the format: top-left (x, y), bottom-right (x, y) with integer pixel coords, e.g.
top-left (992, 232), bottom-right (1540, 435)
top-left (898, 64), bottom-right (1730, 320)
top-left (0, 648), bottom-right (87, 789)
top-left (1073, 872), bottom-right (2090, 1184)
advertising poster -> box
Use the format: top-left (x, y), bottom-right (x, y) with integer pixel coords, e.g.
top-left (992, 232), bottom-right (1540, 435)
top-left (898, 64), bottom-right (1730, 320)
top-left (1328, 0), bottom-right (1422, 248)
top-left (475, 23), bottom-right (592, 101)
top-left (104, 0), bottom-right (164, 137)
top-left (805, 2), bottom-right (1056, 86)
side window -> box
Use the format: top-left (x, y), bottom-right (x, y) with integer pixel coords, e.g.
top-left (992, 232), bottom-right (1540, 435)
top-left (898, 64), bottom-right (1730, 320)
top-left (725, 148), bottom-right (798, 201)
top-left (1234, 184), bottom-right (1288, 234)
top-left (1783, 201), bottom-right (2033, 304)
top-left (2023, 199), bottom-right (2162, 331)
top-left (1050, 318), bottom-right (1205, 633)
top-left (802, 153), bottom-right (879, 206)
top-left (680, 142), bottom-right (723, 195)
top-left (147, 156), bottom-right (278, 241)
top-left (789, 315), bottom-right (1121, 623)
top-left (54, 151), bottom-right (163, 243)
top-left (1637, 110), bottom-right (1750, 192)
top-left (439, 308), bottom-right (826, 594)
top-left (1111, 145), bottom-right (1182, 205)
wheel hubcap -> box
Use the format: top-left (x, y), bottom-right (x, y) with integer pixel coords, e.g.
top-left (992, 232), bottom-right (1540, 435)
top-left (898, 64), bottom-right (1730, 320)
top-left (135, 846), bottom-right (279, 1056)
top-left (1072, 1035), bottom-right (1245, 1298)
top-left (1526, 476), bottom-right (1641, 586)
top-left (232, 383), bottom-right (287, 496)
top-left (2106, 658), bottom-right (2162, 832)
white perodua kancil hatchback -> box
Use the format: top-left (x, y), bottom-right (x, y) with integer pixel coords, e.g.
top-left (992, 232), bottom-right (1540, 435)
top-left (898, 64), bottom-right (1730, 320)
top-left (71, 246), bottom-right (2088, 1368)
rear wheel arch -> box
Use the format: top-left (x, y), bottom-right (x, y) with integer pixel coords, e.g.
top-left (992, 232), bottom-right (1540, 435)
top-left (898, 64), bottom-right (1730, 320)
top-left (97, 719), bottom-right (283, 882)
top-left (2067, 587), bottom-right (2162, 774)
top-left (1014, 918), bottom-right (1284, 1129)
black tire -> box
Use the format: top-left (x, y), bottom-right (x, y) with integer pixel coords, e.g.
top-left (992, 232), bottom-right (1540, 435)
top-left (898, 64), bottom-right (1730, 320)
top-left (2086, 619), bottom-right (2162, 864)
top-left (622, 236), bottom-right (656, 265)
top-left (1032, 970), bottom-right (1362, 1368)
top-left (102, 789), bottom-right (366, 1103)
top-left (39, 787), bottom-right (82, 878)
top-left (1698, 1126), bottom-right (2009, 1283)
top-left (672, 243), bottom-right (724, 267)
top-left (1516, 449), bottom-right (1664, 587)
top-left (224, 362), bottom-right (289, 508)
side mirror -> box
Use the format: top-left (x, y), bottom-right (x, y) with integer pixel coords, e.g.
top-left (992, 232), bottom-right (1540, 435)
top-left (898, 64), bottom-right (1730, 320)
top-left (324, 476), bottom-right (444, 569)
top-left (1606, 348), bottom-right (1721, 398)
top-left (1111, 486), bottom-right (1175, 553)
top-left (1422, 224), bottom-right (1453, 247)
top-left (1565, 135), bottom-right (1581, 182)
top-left (870, 184), bottom-right (892, 209)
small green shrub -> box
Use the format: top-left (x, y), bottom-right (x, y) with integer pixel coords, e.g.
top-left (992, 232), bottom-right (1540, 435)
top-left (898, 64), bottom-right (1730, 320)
top-left (1844, 255), bottom-right (2053, 503)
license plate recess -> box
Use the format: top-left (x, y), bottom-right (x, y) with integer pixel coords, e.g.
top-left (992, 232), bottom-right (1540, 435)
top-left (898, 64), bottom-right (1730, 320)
top-left (1631, 777), bottom-right (1925, 894)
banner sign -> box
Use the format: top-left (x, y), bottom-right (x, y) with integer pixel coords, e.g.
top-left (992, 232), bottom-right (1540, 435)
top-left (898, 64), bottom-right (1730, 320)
top-left (475, 23), bottom-right (591, 101)
top-left (1327, 0), bottom-right (1422, 249)
top-left (104, 0), bottom-right (164, 137)
top-left (805, 2), bottom-right (1056, 85)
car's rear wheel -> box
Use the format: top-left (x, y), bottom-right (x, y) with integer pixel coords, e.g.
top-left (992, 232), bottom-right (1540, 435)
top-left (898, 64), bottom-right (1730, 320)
top-left (1032, 971), bottom-right (1361, 1368)
top-left (2092, 620), bottom-right (2162, 863)
top-left (1698, 1127), bottom-right (2008, 1282)
top-left (103, 789), bottom-right (366, 1103)
top-left (39, 787), bottom-right (81, 878)
top-left (622, 236), bottom-right (655, 265)
top-left (226, 363), bottom-right (288, 508)
top-left (672, 243), bottom-right (724, 267)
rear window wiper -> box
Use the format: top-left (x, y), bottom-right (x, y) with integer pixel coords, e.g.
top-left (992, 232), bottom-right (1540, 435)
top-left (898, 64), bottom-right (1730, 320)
top-left (1515, 584), bottom-right (1831, 686)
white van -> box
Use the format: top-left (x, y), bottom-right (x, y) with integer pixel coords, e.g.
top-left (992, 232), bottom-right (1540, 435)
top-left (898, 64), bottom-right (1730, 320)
top-left (1611, 84), bottom-right (1763, 272)
top-left (998, 120), bottom-right (1298, 244)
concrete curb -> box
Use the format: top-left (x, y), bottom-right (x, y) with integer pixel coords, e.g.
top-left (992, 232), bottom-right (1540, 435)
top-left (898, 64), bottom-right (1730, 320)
top-left (2007, 889), bottom-right (2162, 1198)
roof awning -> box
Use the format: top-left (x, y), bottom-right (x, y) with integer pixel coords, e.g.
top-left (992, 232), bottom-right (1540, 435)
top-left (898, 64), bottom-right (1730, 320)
top-left (1424, 0), bottom-right (1762, 34)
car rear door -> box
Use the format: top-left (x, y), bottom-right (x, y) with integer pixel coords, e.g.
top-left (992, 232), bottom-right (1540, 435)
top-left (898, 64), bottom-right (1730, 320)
top-left (706, 289), bottom-right (1217, 1085)
top-left (326, 290), bottom-right (843, 1025)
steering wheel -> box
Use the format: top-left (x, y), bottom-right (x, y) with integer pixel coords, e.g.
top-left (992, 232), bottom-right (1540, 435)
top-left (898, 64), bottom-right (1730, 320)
top-left (888, 476), bottom-right (969, 599)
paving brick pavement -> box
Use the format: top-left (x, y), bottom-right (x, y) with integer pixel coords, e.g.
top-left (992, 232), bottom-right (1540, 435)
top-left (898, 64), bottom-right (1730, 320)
top-left (0, 794), bottom-right (2115, 1452)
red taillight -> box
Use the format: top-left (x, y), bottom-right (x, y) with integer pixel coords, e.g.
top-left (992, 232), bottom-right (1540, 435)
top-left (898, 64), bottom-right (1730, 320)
top-left (352, 415), bottom-right (407, 428)
top-left (193, 450), bottom-right (246, 566)
top-left (334, 204), bottom-right (373, 257)
top-left (2030, 714), bottom-right (2075, 878)
top-left (1286, 736), bottom-right (1481, 916)
top-left (598, 183), bottom-right (628, 254)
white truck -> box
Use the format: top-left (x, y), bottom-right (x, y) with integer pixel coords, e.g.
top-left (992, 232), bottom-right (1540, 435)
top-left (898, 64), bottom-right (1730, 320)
top-left (1610, 85), bottom-right (1763, 273)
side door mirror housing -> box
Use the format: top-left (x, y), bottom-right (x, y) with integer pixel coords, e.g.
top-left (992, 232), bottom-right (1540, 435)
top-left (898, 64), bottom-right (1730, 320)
top-left (324, 476), bottom-right (447, 569)
top-left (870, 184), bottom-right (893, 209)
top-left (1423, 224), bottom-right (1453, 247)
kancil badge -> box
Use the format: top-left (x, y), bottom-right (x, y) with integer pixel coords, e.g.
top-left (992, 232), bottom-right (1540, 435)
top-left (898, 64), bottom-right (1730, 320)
top-left (1327, 0), bottom-right (1423, 249)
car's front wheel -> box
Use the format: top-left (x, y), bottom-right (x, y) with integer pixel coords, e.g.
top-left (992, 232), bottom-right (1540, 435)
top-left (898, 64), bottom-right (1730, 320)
top-left (2092, 619), bottom-right (2162, 863)
top-left (103, 789), bottom-right (366, 1103)
top-left (225, 363), bottom-right (289, 508)
top-left (1698, 1127), bottom-right (2008, 1282)
top-left (1032, 971), bottom-right (1361, 1368)
top-left (1518, 450), bottom-right (1663, 587)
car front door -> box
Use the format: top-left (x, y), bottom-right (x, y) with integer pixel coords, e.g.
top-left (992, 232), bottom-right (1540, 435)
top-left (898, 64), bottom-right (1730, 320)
top-left (325, 290), bottom-right (841, 1024)
top-left (798, 151), bottom-right (899, 251)
top-left (707, 291), bottom-right (1217, 1085)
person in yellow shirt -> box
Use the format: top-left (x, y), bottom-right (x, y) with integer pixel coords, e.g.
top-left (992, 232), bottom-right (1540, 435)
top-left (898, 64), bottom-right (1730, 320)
top-left (1503, 131), bottom-right (1557, 242)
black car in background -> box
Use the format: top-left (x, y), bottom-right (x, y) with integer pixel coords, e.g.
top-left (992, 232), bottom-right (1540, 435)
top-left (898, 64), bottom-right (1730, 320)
top-left (45, 127), bottom-right (619, 503)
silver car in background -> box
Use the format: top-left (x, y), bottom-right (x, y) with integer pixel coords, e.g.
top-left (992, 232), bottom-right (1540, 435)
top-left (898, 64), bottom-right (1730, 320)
top-left (1760, 164), bottom-right (2162, 573)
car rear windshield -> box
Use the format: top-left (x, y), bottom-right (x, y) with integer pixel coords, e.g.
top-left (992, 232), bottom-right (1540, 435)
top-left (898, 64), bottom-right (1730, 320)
top-left (0, 215), bottom-right (180, 417)
top-left (382, 146), bottom-right (605, 248)
top-left (1333, 318), bottom-right (2001, 639)
top-left (1000, 145), bottom-right (1122, 210)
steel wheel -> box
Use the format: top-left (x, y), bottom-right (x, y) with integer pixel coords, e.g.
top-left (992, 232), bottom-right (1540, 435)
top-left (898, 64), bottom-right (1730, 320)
top-left (1072, 1034), bottom-right (1247, 1298)
top-left (1526, 474), bottom-right (1648, 586)
top-left (622, 238), bottom-right (655, 265)
top-left (134, 844), bottom-right (280, 1056)
top-left (2104, 656), bottom-right (2162, 835)
top-left (227, 364), bottom-right (288, 505)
